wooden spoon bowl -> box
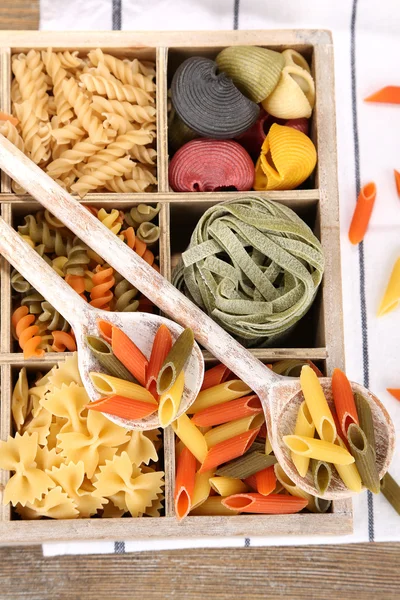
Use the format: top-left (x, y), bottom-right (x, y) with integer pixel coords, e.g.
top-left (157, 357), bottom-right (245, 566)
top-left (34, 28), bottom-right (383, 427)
top-left (75, 309), bottom-right (204, 430)
top-left (266, 377), bottom-right (395, 500)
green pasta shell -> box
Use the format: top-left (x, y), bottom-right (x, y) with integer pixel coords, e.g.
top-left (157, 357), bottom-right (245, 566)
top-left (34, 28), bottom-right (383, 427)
top-left (216, 45), bottom-right (284, 103)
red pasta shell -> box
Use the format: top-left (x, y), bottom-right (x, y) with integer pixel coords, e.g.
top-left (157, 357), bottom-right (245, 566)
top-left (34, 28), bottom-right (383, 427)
top-left (169, 139), bottom-right (254, 192)
top-left (285, 118), bottom-right (309, 135)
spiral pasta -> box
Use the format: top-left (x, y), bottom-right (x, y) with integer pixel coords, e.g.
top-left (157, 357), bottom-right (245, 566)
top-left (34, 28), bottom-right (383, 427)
top-left (0, 120), bottom-right (25, 152)
top-left (63, 238), bottom-right (90, 276)
top-left (12, 306), bottom-right (44, 359)
top-left (11, 204), bottom-right (159, 353)
top-left (42, 49), bottom-right (74, 124)
top-left (97, 208), bottom-right (122, 234)
top-left (79, 73), bottom-right (153, 106)
top-left (71, 156), bottom-right (135, 197)
top-left (88, 49), bottom-right (156, 92)
top-left (8, 49), bottom-right (156, 196)
top-left (62, 77), bottom-right (108, 144)
top-left (90, 266), bottom-right (115, 310)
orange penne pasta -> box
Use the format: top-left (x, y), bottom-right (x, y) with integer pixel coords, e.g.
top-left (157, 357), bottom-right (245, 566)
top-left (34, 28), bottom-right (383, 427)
top-left (201, 364), bottom-right (231, 391)
top-left (97, 319), bottom-right (113, 343)
top-left (87, 395), bottom-right (157, 419)
top-left (222, 493), bottom-right (308, 514)
top-left (146, 324), bottom-right (173, 399)
top-left (191, 394), bottom-right (262, 427)
top-left (255, 466), bottom-right (276, 496)
top-left (174, 447), bottom-right (197, 520)
top-left (348, 182), bottom-right (376, 245)
top-left (111, 325), bottom-right (148, 386)
top-left (199, 428), bottom-right (260, 473)
top-left (331, 368), bottom-right (359, 435)
top-left (394, 170), bottom-right (400, 199)
top-left (364, 86), bottom-right (400, 104)
top-left (387, 388), bottom-right (400, 402)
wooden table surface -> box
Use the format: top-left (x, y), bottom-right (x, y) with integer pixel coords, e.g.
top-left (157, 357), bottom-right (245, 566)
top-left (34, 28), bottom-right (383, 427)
top-left (0, 2), bottom-right (399, 599)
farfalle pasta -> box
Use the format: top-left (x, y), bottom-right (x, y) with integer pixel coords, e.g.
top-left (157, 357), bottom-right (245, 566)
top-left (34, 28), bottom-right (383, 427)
top-left (93, 452), bottom-right (164, 517)
top-left (1, 355), bottom-right (165, 519)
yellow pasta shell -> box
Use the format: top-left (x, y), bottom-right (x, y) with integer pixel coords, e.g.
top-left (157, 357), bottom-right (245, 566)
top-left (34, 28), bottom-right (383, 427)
top-left (281, 49), bottom-right (311, 73)
top-left (254, 123), bottom-right (317, 191)
top-left (262, 65), bottom-right (315, 119)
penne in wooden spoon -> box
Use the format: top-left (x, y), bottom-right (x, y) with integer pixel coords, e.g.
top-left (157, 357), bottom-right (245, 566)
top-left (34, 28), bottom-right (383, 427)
top-left (0, 134), bottom-right (395, 499)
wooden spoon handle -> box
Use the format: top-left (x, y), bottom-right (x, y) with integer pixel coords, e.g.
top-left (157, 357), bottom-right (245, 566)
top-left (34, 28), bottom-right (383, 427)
top-left (0, 133), bottom-right (279, 393)
top-left (0, 215), bottom-right (90, 327)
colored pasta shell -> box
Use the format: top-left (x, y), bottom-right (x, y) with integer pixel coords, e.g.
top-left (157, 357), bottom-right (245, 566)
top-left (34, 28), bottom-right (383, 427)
top-left (168, 139), bottom-right (254, 192)
top-left (262, 65), bottom-right (315, 119)
top-left (171, 57), bottom-right (259, 138)
top-left (380, 473), bottom-right (400, 515)
top-left (215, 45), bottom-right (284, 103)
top-left (254, 124), bottom-right (317, 191)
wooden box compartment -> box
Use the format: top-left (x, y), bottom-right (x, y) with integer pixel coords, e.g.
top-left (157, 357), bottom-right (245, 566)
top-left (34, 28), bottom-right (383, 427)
top-left (0, 30), bottom-right (351, 545)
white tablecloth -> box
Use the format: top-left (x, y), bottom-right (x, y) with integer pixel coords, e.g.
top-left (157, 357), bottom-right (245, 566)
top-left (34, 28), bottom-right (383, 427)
top-left (40, 0), bottom-right (400, 556)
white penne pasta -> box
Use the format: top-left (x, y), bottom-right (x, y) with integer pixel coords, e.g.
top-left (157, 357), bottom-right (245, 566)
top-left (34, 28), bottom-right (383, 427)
top-left (204, 413), bottom-right (264, 448)
top-left (300, 366), bottom-right (336, 443)
top-left (172, 414), bottom-right (207, 463)
top-left (334, 438), bottom-right (363, 493)
top-left (158, 370), bottom-right (185, 428)
top-left (188, 380), bottom-right (252, 413)
top-left (190, 496), bottom-right (239, 516)
top-left (209, 476), bottom-right (249, 496)
top-left (191, 470), bottom-right (213, 510)
top-left (283, 435), bottom-right (354, 465)
top-left (89, 372), bottom-right (157, 404)
top-left (292, 401), bottom-right (315, 477)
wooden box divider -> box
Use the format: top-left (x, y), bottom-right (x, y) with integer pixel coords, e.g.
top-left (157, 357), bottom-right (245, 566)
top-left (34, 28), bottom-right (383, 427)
top-left (0, 30), bottom-right (353, 544)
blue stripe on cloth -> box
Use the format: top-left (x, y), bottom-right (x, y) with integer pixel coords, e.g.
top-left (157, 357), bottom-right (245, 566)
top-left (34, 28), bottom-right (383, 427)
top-left (112, 0), bottom-right (122, 30)
top-left (350, 0), bottom-right (374, 543)
top-left (114, 541), bottom-right (126, 554)
top-left (233, 0), bottom-right (240, 30)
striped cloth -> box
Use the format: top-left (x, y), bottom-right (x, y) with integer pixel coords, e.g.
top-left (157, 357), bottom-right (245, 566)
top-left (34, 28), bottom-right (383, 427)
top-left (40, 0), bottom-right (400, 556)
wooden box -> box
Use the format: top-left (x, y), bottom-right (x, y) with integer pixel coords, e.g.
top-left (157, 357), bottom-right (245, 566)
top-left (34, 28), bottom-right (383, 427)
top-left (0, 30), bottom-right (352, 545)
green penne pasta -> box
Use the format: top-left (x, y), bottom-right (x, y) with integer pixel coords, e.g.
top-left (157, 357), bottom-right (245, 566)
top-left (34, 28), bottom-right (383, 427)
top-left (380, 473), bottom-right (400, 515)
top-left (354, 392), bottom-right (376, 456)
top-left (156, 328), bottom-right (194, 395)
top-left (313, 497), bottom-right (332, 513)
top-left (86, 335), bottom-right (136, 383)
top-left (347, 423), bottom-right (380, 494)
top-left (215, 451), bottom-right (277, 479)
top-left (311, 459), bottom-right (332, 495)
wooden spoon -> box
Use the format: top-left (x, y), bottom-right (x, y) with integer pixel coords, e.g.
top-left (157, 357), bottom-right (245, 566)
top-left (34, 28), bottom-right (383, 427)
top-left (0, 134), bottom-right (395, 499)
top-left (0, 218), bottom-right (204, 431)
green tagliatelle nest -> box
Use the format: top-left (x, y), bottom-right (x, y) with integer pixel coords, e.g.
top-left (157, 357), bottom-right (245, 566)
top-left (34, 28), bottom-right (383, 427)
top-left (172, 197), bottom-right (324, 347)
